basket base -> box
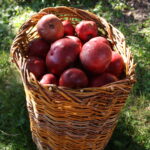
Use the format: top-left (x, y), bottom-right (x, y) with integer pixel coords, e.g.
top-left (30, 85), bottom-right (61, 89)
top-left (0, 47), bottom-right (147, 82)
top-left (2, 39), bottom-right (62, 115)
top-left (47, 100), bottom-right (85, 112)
top-left (32, 134), bottom-right (53, 150)
top-left (31, 123), bottom-right (116, 150)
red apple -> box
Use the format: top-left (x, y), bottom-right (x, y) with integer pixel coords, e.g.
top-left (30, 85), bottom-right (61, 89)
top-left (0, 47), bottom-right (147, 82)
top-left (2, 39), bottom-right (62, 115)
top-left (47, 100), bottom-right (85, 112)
top-left (106, 51), bottom-right (125, 77)
top-left (62, 20), bottom-right (75, 35)
top-left (28, 38), bottom-right (50, 59)
top-left (37, 14), bottom-right (64, 42)
top-left (75, 20), bottom-right (98, 42)
top-left (40, 74), bottom-right (57, 85)
top-left (89, 36), bottom-right (110, 46)
top-left (90, 73), bottom-right (118, 87)
top-left (46, 38), bottom-right (81, 75)
top-left (80, 39), bottom-right (112, 74)
top-left (27, 57), bottom-right (46, 79)
top-left (66, 36), bottom-right (82, 52)
top-left (59, 68), bottom-right (88, 89)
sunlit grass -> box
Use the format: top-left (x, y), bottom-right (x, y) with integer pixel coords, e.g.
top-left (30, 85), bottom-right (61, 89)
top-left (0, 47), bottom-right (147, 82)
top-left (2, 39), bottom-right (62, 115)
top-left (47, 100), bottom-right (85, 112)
top-left (11, 8), bottom-right (35, 33)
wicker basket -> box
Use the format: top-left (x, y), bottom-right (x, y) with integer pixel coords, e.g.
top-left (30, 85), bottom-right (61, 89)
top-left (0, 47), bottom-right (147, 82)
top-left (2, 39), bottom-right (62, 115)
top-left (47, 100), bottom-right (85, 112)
top-left (10, 6), bottom-right (136, 150)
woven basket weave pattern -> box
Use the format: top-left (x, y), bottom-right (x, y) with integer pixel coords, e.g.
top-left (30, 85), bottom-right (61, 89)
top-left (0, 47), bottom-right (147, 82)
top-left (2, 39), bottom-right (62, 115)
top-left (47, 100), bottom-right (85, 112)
top-left (11, 6), bottom-right (135, 150)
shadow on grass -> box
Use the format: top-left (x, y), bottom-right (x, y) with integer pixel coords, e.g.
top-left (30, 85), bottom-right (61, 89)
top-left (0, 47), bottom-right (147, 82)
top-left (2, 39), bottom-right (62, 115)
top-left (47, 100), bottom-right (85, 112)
top-left (0, 75), bottom-right (36, 150)
top-left (105, 118), bottom-right (147, 150)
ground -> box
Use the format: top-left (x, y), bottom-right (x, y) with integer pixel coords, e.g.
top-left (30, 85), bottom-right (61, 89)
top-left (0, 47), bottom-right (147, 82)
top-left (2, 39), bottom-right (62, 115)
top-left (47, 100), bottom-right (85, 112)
top-left (0, 0), bottom-right (150, 150)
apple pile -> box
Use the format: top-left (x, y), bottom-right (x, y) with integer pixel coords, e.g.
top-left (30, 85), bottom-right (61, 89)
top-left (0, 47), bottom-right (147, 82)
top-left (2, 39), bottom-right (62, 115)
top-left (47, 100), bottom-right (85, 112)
top-left (27, 14), bottom-right (125, 89)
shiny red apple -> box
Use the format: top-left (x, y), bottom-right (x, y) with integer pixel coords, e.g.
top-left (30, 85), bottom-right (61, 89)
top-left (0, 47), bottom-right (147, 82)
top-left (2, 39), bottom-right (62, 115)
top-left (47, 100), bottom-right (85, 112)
top-left (46, 38), bottom-right (81, 75)
top-left (28, 38), bottom-right (50, 59)
top-left (37, 14), bottom-right (64, 42)
top-left (89, 36), bottom-right (110, 46)
top-left (75, 20), bottom-right (98, 42)
top-left (66, 36), bottom-right (82, 52)
top-left (80, 38), bottom-right (112, 74)
top-left (27, 57), bottom-right (46, 79)
top-left (62, 20), bottom-right (75, 35)
top-left (90, 73), bottom-right (118, 87)
top-left (40, 74), bottom-right (57, 85)
top-left (59, 68), bottom-right (88, 88)
top-left (106, 51), bottom-right (125, 77)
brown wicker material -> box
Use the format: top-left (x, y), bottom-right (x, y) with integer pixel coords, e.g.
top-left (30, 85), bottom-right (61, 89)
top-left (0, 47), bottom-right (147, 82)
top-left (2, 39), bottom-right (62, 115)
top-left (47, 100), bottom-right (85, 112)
top-left (10, 6), bottom-right (136, 150)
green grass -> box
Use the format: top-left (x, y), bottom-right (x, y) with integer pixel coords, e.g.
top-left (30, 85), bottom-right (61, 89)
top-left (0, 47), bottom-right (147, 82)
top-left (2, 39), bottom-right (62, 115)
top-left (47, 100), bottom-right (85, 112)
top-left (0, 0), bottom-right (149, 150)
